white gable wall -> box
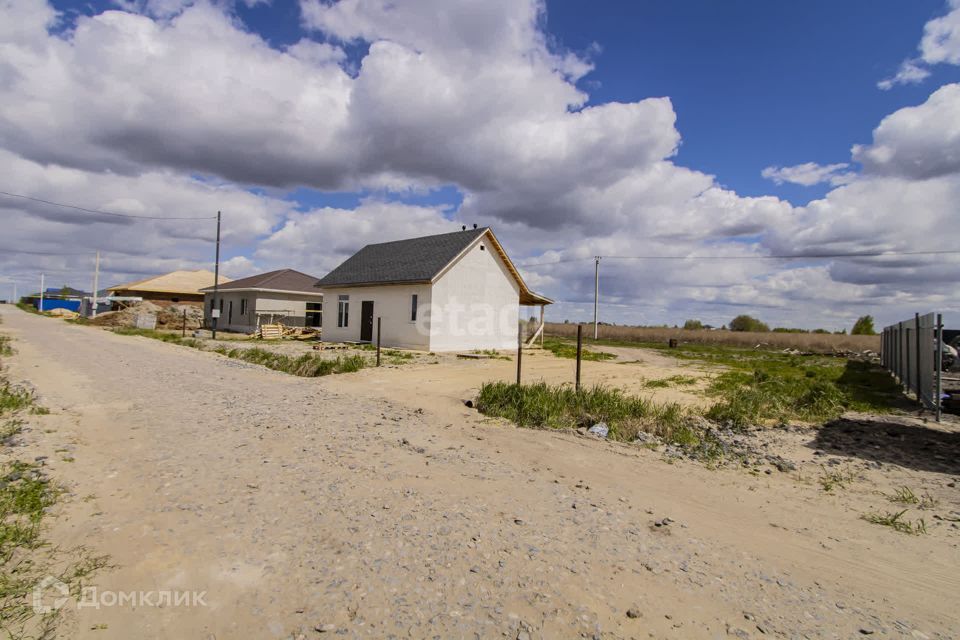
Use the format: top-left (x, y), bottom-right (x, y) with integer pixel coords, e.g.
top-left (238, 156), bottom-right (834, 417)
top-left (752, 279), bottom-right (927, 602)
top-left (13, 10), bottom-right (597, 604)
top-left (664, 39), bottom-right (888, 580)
top-left (319, 284), bottom-right (432, 350)
top-left (428, 235), bottom-right (520, 351)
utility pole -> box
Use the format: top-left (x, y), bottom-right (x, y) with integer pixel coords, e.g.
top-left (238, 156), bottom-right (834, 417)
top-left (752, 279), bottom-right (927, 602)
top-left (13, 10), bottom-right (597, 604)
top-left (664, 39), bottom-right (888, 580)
top-left (39, 273), bottom-right (44, 312)
top-left (211, 211), bottom-right (222, 339)
top-left (593, 256), bottom-right (600, 339)
top-left (91, 251), bottom-right (100, 318)
top-left (12, 283), bottom-right (16, 305)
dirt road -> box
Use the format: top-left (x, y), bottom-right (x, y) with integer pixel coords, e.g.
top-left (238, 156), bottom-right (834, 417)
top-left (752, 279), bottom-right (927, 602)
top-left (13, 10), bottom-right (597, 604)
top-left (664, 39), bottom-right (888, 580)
top-left (0, 307), bottom-right (956, 639)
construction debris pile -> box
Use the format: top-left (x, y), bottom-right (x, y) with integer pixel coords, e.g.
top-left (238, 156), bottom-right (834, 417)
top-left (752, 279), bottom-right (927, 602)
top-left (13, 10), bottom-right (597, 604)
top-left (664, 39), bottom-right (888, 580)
top-left (256, 324), bottom-right (319, 340)
top-left (46, 308), bottom-right (79, 320)
top-left (89, 301), bottom-right (205, 330)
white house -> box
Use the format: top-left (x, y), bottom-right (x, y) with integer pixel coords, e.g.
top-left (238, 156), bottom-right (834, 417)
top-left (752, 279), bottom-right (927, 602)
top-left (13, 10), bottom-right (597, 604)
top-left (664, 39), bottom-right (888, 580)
top-left (315, 227), bottom-right (552, 351)
top-left (200, 269), bottom-right (323, 333)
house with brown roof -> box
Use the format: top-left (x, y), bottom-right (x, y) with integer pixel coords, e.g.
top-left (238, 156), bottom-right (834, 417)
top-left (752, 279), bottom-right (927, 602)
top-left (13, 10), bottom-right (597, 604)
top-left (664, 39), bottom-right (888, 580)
top-left (199, 269), bottom-right (324, 333)
top-left (107, 269), bottom-right (230, 306)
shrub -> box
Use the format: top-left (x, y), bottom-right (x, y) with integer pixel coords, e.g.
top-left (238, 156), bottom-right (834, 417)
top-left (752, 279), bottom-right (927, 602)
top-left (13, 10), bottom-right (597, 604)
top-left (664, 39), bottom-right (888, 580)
top-left (729, 315), bottom-right (769, 333)
top-left (851, 315), bottom-right (876, 336)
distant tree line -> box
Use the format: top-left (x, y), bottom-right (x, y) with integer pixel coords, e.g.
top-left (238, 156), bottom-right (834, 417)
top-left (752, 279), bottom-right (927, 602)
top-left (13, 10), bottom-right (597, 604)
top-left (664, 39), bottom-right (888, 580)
top-left (563, 313), bottom-right (877, 336)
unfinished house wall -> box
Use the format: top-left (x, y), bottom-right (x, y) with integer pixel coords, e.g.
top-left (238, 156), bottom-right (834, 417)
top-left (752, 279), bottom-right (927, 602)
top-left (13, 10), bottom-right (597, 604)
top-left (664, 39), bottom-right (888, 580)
top-left (318, 284), bottom-right (432, 350)
top-left (203, 291), bottom-right (255, 332)
top-left (203, 291), bottom-right (323, 333)
top-left (253, 293), bottom-right (323, 329)
top-left (429, 236), bottom-right (520, 351)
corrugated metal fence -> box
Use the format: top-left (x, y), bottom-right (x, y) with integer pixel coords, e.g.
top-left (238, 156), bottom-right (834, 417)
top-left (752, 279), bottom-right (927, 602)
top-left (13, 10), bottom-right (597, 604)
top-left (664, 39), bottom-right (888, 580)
top-left (881, 312), bottom-right (943, 420)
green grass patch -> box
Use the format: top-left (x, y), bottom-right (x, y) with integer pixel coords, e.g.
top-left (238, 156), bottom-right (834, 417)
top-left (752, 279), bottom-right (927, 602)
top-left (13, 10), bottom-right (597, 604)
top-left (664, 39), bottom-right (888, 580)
top-left (215, 347), bottom-right (366, 377)
top-left (643, 375), bottom-right (698, 389)
top-left (542, 338), bottom-right (615, 362)
top-left (471, 349), bottom-right (512, 361)
top-left (0, 333), bottom-right (109, 638)
top-left (0, 461), bottom-right (59, 562)
top-left (475, 381), bottom-right (722, 458)
top-left (886, 486), bottom-right (938, 509)
top-left (818, 466), bottom-right (857, 492)
top-left (862, 509), bottom-right (927, 535)
top-left (0, 460), bottom-right (108, 637)
top-left (0, 383), bottom-right (36, 416)
top-left (14, 303), bottom-right (39, 315)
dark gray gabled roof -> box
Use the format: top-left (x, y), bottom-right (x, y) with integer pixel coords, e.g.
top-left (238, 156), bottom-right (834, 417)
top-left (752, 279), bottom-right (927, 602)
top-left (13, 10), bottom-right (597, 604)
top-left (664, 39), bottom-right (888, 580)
top-left (200, 269), bottom-right (322, 294)
top-left (315, 228), bottom-right (488, 288)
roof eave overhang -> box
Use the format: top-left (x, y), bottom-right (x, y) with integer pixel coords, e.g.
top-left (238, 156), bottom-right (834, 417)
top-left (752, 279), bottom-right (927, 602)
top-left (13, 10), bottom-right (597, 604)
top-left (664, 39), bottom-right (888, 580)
top-left (199, 286), bottom-right (324, 296)
top-left (315, 279), bottom-right (432, 290)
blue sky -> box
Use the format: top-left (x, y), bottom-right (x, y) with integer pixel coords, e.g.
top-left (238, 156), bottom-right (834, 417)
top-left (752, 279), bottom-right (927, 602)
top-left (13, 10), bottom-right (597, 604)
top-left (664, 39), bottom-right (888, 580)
top-left (546, 1), bottom-right (960, 202)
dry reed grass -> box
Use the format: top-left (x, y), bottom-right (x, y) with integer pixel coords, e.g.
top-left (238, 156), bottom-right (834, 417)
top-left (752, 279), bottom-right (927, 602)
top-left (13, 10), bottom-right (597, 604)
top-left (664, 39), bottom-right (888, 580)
top-left (544, 323), bottom-right (879, 353)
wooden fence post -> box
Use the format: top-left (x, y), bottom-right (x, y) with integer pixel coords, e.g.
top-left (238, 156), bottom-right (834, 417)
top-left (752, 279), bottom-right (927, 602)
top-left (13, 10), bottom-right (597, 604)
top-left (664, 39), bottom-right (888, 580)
top-left (376, 317), bottom-right (381, 367)
top-left (182, 309), bottom-right (187, 338)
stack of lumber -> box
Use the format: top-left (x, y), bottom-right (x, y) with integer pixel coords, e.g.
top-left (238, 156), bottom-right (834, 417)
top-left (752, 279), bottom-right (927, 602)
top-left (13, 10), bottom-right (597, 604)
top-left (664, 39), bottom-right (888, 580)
top-left (258, 324), bottom-right (283, 339)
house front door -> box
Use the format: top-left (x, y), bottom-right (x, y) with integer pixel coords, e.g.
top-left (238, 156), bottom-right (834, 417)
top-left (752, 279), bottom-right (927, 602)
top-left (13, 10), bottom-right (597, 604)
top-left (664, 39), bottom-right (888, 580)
top-left (360, 301), bottom-right (374, 342)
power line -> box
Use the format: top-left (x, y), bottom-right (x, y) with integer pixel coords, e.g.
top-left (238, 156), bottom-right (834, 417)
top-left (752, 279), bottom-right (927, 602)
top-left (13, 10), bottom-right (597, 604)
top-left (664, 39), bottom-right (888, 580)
top-left (516, 248), bottom-right (960, 268)
top-left (0, 190), bottom-right (217, 220)
top-left (604, 249), bottom-right (960, 260)
top-left (0, 248), bottom-right (99, 257)
top-left (516, 257), bottom-right (595, 268)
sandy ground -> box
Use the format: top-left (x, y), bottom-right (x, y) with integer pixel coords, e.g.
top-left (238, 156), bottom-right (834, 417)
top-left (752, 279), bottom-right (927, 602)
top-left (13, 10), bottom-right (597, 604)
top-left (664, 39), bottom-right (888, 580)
top-left (1, 306), bottom-right (958, 639)
top-left (204, 335), bottom-right (717, 409)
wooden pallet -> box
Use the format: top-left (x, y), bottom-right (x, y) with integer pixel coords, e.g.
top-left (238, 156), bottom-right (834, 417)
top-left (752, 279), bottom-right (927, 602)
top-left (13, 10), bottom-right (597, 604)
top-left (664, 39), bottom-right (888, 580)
top-left (259, 324), bottom-right (283, 340)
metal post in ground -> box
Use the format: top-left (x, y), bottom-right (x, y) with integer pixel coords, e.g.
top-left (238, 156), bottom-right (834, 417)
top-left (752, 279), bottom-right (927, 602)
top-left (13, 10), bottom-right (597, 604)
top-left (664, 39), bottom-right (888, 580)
top-left (39, 273), bottom-right (44, 312)
top-left (904, 327), bottom-right (911, 394)
top-left (376, 317), bottom-right (381, 367)
top-left (516, 327), bottom-right (523, 385)
top-left (575, 324), bottom-right (583, 392)
top-left (936, 313), bottom-right (943, 422)
top-left (915, 312), bottom-right (922, 407)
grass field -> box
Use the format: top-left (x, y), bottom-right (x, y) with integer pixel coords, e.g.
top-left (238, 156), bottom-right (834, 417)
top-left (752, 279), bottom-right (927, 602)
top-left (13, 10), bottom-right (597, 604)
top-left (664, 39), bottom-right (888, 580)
top-left (541, 337), bottom-right (615, 361)
top-left (545, 323), bottom-right (879, 353)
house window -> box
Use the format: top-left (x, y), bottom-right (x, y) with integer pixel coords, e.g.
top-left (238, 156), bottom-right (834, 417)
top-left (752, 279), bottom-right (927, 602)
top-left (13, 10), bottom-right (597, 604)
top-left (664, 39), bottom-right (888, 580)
top-left (337, 295), bottom-right (349, 327)
top-left (219, 299), bottom-right (223, 313)
top-left (240, 298), bottom-right (247, 315)
top-left (410, 294), bottom-right (418, 322)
